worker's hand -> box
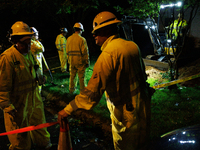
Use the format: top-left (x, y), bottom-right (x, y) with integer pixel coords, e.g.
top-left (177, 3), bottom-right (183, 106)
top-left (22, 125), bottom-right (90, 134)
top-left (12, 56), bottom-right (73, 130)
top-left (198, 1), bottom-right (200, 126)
top-left (8, 109), bottom-right (17, 117)
top-left (58, 109), bottom-right (69, 128)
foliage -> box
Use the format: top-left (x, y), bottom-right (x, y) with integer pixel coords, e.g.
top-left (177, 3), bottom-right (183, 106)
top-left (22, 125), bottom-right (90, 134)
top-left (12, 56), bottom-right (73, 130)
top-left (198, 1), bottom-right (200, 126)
top-left (114, 0), bottom-right (161, 19)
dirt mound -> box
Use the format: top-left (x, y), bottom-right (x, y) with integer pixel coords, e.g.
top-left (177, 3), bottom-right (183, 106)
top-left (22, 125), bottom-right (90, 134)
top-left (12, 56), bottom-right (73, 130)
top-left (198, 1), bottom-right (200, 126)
top-left (145, 58), bottom-right (200, 87)
top-left (178, 58), bottom-right (200, 87)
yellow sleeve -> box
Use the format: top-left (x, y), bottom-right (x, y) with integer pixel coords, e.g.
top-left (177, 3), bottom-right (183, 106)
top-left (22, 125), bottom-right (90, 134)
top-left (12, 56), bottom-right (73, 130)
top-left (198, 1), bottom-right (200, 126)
top-left (0, 55), bottom-right (15, 111)
top-left (81, 38), bottom-right (89, 64)
top-left (31, 40), bottom-right (43, 54)
top-left (55, 35), bottom-right (61, 50)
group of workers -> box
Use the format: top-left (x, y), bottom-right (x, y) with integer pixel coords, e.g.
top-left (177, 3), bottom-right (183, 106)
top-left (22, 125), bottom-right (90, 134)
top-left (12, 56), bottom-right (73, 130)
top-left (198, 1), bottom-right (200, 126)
top-left (55, 22), bottom-right (89, 93)
top-left (3, 10), bottom-right (192, 150)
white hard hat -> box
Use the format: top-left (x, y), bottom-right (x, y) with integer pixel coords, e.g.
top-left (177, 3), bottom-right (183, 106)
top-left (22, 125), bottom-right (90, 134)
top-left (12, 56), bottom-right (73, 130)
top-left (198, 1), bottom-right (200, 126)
top-left (73, 22), bottom-right (84, 31)
top-left (11, 21), bottom-right (33, 36)
top-left (30, 27), bottom-right (39, 36)
top-left (92, 11), bottom-right (121, 34)
top-left (60, 28), bottom-right (68, 33)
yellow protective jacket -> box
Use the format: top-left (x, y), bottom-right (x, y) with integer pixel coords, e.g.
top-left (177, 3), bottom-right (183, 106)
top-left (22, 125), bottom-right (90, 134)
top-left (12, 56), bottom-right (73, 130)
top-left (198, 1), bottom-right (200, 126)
top-left (66, 33), bottom-right (89, 66)
top-left (64, 35), bottom-right (151, 149)
top-left (0, 45), bottom-right (40, 113)
top-left (0, 45), bottom-right (51, 149)
top-left (31, 39), bottom-right (44, 70)
top-left (64, 34), bottom-right (150, 117)
top-left (169, 19), bottom-right (187, 39)
top-left (55, 34), bottom-right (67, 52)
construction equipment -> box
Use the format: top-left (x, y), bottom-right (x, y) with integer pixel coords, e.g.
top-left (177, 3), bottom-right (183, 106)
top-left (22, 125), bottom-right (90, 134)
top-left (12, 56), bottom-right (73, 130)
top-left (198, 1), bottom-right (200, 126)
top-left (42, 53), bottom-right (57, 86)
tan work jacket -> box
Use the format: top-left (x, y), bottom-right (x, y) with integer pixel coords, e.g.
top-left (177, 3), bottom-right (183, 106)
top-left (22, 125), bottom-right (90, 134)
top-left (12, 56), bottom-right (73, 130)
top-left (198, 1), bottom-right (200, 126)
top-left (66, 33), bottom-right (89, 66)
top-left (0, 46), bottom-right (40, 113)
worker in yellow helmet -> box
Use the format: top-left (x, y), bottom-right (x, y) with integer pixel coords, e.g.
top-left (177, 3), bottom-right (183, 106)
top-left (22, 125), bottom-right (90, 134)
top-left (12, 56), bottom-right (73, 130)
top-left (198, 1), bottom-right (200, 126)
top-left (168, 13), bottom-right (187, 41)
top-left (0, 21), bottom-right (51, 150)
top-left (55, 27), bottom-right (68, 73)
top-left (66, 22), bottom-right (89, 93)
top-left (30, 27), bottom-right (45, 94)
top-left (58, 11), bottom-right (154, 150)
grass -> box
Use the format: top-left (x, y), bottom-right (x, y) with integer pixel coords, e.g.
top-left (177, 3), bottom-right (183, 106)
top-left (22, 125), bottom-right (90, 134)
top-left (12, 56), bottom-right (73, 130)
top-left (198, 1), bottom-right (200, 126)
top-left (42, 54), bottom-right (200, 140)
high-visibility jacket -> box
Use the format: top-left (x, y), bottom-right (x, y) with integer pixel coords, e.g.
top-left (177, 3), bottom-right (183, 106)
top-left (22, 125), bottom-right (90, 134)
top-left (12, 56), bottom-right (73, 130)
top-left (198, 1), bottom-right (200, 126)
top-left (64, 35), bottom-right (151, 149)
top-left (169, 19), bottom-right (187, 40)
top-left (66, 33), bottom-right (89, 66)
top-left (0, 45), bottom-right (50, 149)
top-left (55, 34), bottom-right (67, 52)
top-left (31, 39), bottom-right (45, 72)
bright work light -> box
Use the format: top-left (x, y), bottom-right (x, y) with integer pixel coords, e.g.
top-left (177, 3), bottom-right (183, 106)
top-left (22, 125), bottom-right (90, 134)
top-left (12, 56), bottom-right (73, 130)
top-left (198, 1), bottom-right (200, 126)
top-left (160, 1), bottom-right (182, 9)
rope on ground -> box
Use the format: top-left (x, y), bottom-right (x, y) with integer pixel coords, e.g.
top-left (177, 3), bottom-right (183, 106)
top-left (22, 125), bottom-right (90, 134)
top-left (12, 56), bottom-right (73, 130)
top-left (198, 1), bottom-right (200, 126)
top-left (152, 73), bottom-right (200, 89)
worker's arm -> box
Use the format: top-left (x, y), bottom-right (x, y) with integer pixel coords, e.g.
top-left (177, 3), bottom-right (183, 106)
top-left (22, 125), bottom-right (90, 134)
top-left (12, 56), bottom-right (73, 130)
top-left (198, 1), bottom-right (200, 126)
top-left (55, 35), bottom-right (61, 50)
top-left (58, 51), bottom-right (113, 123)
top-left (81, 38), bottom-right (90, 67)
top-left (0, 55), bottom-right (16, 115)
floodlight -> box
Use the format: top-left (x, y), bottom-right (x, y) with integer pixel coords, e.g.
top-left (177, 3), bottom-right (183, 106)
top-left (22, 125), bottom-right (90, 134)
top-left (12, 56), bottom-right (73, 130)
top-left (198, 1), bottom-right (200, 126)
top-left (177, 2), bottom-right (182, 7)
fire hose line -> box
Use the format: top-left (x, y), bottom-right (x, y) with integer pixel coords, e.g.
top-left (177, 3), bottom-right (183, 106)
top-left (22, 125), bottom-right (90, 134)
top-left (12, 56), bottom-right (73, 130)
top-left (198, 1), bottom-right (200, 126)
top-left (0, 122), bottom-right (58, 136)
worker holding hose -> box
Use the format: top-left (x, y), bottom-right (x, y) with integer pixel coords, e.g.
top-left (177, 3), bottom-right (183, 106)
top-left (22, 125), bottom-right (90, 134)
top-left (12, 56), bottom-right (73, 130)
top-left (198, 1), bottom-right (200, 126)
top-left (0, 21), bottom-right (51, 150)
top-left (58, 11), bottom-right (154, 150)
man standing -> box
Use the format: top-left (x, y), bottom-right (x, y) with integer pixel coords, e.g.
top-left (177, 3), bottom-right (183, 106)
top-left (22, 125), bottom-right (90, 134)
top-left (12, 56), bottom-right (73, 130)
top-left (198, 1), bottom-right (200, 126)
top-left (30, 27), bottom-right (45, 94)
top-left (0, 21), bottom-right (51, 150)
top-left (55, 27), bottom-right (68, 73)
top-left (168, 12), bottom-right (187, 41)
top-left (58, 11), bottom-right (154, 150)
top-left (66, 22), bottom-right (89, 93)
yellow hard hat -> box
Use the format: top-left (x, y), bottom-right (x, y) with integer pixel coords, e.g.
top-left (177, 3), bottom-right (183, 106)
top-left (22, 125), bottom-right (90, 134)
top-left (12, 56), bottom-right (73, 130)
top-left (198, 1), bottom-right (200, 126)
top-left (92, 11), bottom-right (122, 34)
top-left (11, 21), bottom-right (33, 36)
top-left (73, 22), bottom-right (84, 31)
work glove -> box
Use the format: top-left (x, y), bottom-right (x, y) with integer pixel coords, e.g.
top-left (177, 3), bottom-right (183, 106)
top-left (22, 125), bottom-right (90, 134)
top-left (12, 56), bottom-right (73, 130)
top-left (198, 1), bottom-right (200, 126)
top-left (58, 109), bottom-right (69, 129)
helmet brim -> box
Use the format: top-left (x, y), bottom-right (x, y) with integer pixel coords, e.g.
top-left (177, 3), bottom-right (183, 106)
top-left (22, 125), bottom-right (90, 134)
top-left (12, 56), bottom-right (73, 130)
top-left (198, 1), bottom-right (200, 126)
top-left (11, 32), bottom-right (33, 36)
top-left (92, 20), bottom-right (122, 34)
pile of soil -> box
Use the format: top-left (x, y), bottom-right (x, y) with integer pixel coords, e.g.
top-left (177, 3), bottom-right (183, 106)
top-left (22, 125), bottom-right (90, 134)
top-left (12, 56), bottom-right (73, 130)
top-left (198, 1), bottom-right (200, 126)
top-left (145, 58), bottom-right (200, 87)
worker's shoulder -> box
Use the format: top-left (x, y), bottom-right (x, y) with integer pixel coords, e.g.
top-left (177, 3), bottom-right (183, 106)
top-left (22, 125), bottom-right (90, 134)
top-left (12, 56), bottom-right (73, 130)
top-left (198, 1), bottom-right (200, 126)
top-left (57, 34), bottom-right (65, 38)
top-left (110, 37), bottom-right (136, 46)
top-left (0, 46), bottom-right (16, 61)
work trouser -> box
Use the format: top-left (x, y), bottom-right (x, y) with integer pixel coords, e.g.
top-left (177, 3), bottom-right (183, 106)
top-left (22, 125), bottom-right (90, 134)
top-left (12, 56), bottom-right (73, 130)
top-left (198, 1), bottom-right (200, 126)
top-left (58, 51), bottom-right (67, 72)
top-left (69, 64), bottom-right (86, 93)
top-left (106, 98), bottom-right (149, 150)
top-left (4, 99), bottom-right (51, 150)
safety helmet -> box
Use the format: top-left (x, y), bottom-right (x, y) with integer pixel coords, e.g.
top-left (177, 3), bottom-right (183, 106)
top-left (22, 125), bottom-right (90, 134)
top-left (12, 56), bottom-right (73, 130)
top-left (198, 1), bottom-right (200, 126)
top-left (60, 27), bottom-right (68, 33)
top-left (92, 11), bottom-right (122, 34)
top-left (30, 27), bottom-right (39, 36)
top-left (11, 21), bottom-right (33, 36)
top-left (73, 22), bottom-right (84, 31)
